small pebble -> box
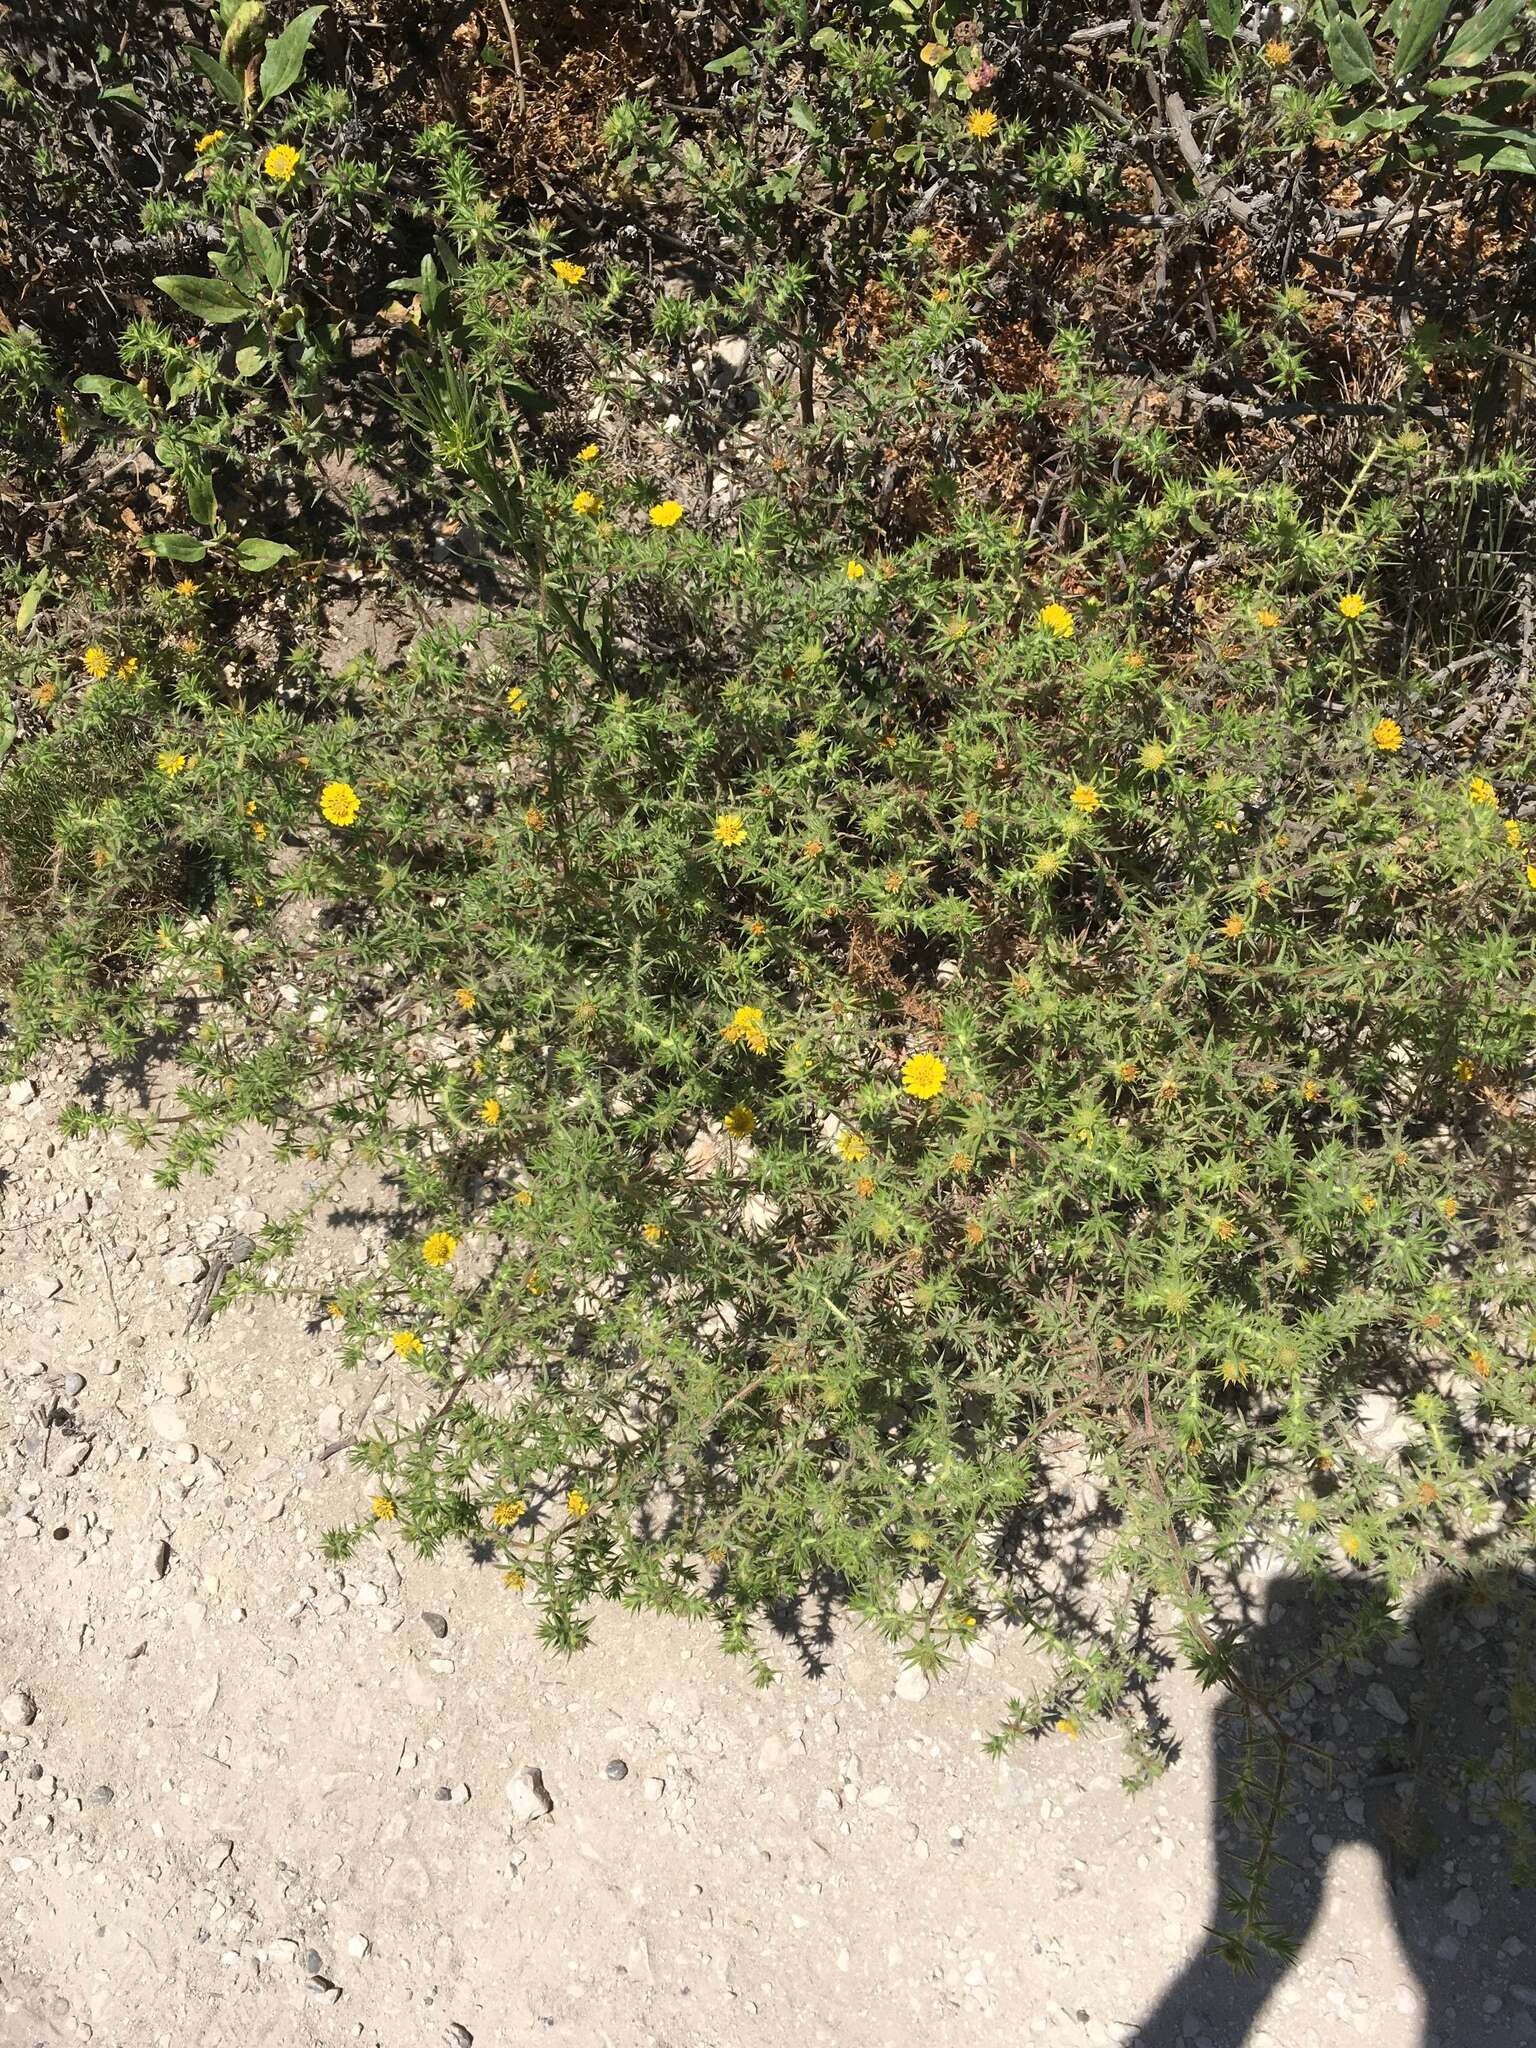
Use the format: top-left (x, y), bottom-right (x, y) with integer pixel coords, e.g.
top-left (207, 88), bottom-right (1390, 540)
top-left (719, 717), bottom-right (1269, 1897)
top-left (305, 1949), bottom-right (323, 1974)
top-left (1, 1692), bottom-right (37, 1730)
top-left (90, 1785), bottom-right (115, 1805)
top-left (422, 1611), bottom-right (448, 1639)
top-left (347, 1935), bottom-right (369, 1960)
top-left (605, 1758), bottom-right (629, 1781)
top-left (62, 1373), bottom-right (86, 1397)
top-left (444, 2027), bottom-right (473, 2047)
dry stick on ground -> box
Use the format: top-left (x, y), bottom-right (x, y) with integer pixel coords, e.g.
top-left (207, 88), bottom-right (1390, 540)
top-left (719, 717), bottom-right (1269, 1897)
top-left (496, 0), bottom-right (526, 118)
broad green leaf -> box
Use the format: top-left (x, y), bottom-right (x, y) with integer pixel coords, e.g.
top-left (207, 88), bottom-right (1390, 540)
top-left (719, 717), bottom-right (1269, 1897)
top-left (235, 537), bottom-right (296, 571)
top-left (146, 533), bottom-right (209, 562)
top-left (188, 50), bottom-right (245, 106)
top-left (153, 274), bottom-right (256, 323)
top-left (1326, 8), bottom-right (1381, 88)
top-left (1207, 0), bottom-right (1240, 40)
top-left (1480, 138), bottom-right (1536, 166)
top-left (74, 371), bottom-right (153, 423)
top-left (704, 46), bottom-right (751, 73)
top-left (185, 464), bottom-right (217, 528)
top-left (1442, 0), bottom-right (1527, 67)
top-left (234, 344), bottom-right (266, 376)
top-left (240, 208), bottom-right (287, 290)
top-left (1392, 0), bottom-right (1452, 76)
top-left (258, 6), bottom-right (325, 108)
top-left (15, 573), bottom-right (47, 635)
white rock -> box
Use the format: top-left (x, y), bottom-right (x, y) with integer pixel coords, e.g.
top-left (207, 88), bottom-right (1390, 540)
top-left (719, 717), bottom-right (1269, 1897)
top-left (1, 1691), bottom-right (37, 1729)
top-left (163, 1252), bottom-right (207, 1287)
top-left (203, 1839), bottom-right (233, 1872)
top-left (148, 1401), bottom-right (188, 1443)
top-left (347, 1935), bottom-right (369, 1960)
top-left (8, 1079), bottom-right (37, 1106)
top-left (894, 1665), bottom-right (930, 1704)
top-left (503, 1767), bottom-right (553, 1824)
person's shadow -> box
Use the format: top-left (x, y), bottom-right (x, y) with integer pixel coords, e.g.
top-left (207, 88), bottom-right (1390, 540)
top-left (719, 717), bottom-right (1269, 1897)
top-left (1135, 1565), bottom-right (1535, 2046)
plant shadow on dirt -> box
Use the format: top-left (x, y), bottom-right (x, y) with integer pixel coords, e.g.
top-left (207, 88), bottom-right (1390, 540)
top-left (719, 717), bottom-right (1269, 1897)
top-left (1135, 1564), bottom-right (1535, 2047)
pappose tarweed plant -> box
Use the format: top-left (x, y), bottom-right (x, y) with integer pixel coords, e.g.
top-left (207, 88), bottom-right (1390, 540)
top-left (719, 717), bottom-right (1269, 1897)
top-left (3, 0), bottom-right (1536, 1951)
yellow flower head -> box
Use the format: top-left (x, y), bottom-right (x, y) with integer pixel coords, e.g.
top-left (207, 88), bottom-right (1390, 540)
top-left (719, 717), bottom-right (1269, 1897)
top-left (505, 685), bottom-right (528, 716)
top-left (845, 559), bottom-right (866, 581)
top-left (855, 1174), bottom-right (876, 1199)
top-left (371, 1495), bottom-right (397, 1521)
top-left (1371, 717), bottom-right (1403, 753)
top-left (158, 751), bottom-right (188, 778)
top-left (525, 804), bottom-right (546, 831)
top-left (1337, 591), bottom-right (1368, 620)
top-left (1038, 602), bottom-right (1075, 639)
top-left (392, 1329), bottom-right (424, 1358)
top-left (195, 129), bottom-right (225, 154)
top-left (1255, 607), bottom-right (1282, 630)
top-left (1221, 913), bottom-right (1245, 939)
top-left (572, 489), bottom-right (601, 517)
top-left (967, 108), bottom-right (999, 139)
top-left (1264, 38), bottom-right (1293, 65)
top-left (713, 811), bottom-right (747, 848)
top-left (566, 1486), bottom-right (591, 1519)
top-left (901, 1052), bottom-right (947, 1100)
top-left (641, 1222), bottom-right (665, 1243)
top-left (1526, 862), bottom-right (1536, 889)
top-left (551, 258), bottom-right (587, 286)
top-left (455, 987), bottom-right (477, 1011)
top-left (319, 780), bottom-right (360, 827)
top-left (1070, 782), bottom-right (1101, 813)
top-left (722, 1004), bottom-right (768, 1054)
top-left (1468, 776), bottom-right (1497, 807)
top-left (175, 577), bottom-right (197, 597)
top-left (263, 143), bottom-right (301, 184)
top-left (577, 442), bottom-right (599, 461)
top-left (422, 1230), bottom-right (458, 1268)
top-left (1504, 817), bottom-right (1524, 847)
top-left (490, 1498), bottom-right (525, 1527)
top-left (514, 1187), bottom-right (533, 1206)
top-left (479, 1096), bottom-right (502, 1125)
top-left (1139, 741), bottom-right (1167, 772)
top-left (649, 499), bottom-right (685, 528)
top-left (1055, 1717), bottom-right (1081, 1740)
top-left (837, 1130), bottom-right (869, 1163)
top-left (503, 1566), bottom-right (527, 1590)
top-left (723, 1103), bottom-right (756, 1139)
top-left (83, 645), bottom-right (111, 679)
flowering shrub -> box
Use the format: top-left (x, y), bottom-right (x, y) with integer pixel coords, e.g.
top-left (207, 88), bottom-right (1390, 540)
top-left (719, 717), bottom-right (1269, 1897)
top-left (3, 0), bottom-right (1535, 1959)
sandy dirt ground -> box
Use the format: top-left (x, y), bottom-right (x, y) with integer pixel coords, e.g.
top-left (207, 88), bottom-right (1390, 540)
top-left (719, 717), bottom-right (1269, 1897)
top-left (2, 1056), bottom-right (1533, 2048)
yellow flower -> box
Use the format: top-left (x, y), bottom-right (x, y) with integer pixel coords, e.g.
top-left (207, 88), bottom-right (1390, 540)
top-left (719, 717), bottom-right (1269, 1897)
top-left (964, 1220), bottom-right (985, 1246)
top-left (722, 1004), bottom-right (768, 1054)
top-left (490, 1498), bottom-right (525, 1527)
top-left (479, 1097), bottom-right (502, 1125)
top-left (802, 836), bottom-right (825, 859)
top-left (723, 1103), bottom-right (757, 1139)
top-left (422, 1230), bottom-right (458, 1267)
top-left (1503, 817), bottom-right (1524, 847)
top-left (1255, 608), bottom-right (1281, 630)
top-left (1070, 782), bottom-right (1101, 813)
top-left (83, 645), bottom-right (110, 679)
top-left (1454, 1057), bottom-right (1474, 1083)
top-left (503, 1566), bottom-right (527, 1590)
top-left (943, 615), bottom-right (970, 641)
top-left (506, 685), bottom-right (528, 715)
top-left (1468, 1348), bottom-right (1491, 1378)
top-left (158, 751), bottom-right (187, 778)
top-left (455, 987), bottom-right (476, 1011)
top-left (551, 258), bottom-right (587, 286)
top-left (566, 1487), bottom-right (591, 1519)
top-left (319, 780), bottom-right (360, 827)
top-left (949, 1151), bottom-right (973, 1175)
top-left (908, 225), bottom-right (933, 247)
top-left (1221, 913), bottom-right (1245, 939)
top-left (525, 804), bottom-right (546, 831)
top-left (371, 1495), bottom-right (397, 1521)
top-left (392, 1330), bottom-right (424, 1358)
top-left (1264, 38), bottom-right (1293, 65)
top-left (649, 500), bottom-right (685, 528)
top-left (174, 577), bottom-right (197, 597)
top-left (1337, 591), bottom-right (1368, 619)
top-left (641, 1222), bottom-right (665, 1243)
top-left (514, 1187), bottom-right (533, 1206)
top-left (1055, 1717), bottom-right (1081, 1740)
top-left (1441, 1197), bottom-right (1458, 1220)
top-left (263, 143), bottom-right (301, 184)
top-left (966, 109), bottom-right (999, 139)
top-left (1526, 863), bottom-right (1536, 889)
top-left (855, 1174), bottom-right (876, 1199)
top-left (837, 1131), bottom-right (869, 1163)
top-left (1371, 717), bottom-right (1403, 753)
top-left (1468, 776), bottom-right (1496, 807)
top-left (845, 560), bottom-right (866, 581)
top-left (195, 129), bottom-right (225, 154)
top-left (1139, 741), bottom-right (1167, 771)
top-left (1117, 1061), bottom-right (1139, 1084)
top-left (713, 811), bottom-right (747, 848)
top-left (901, 1052), bottom-right (947, 1100)
top-left (1037, 602), bottom-right (1075, 638)
top-left (572, 489), bottom-right (601, 517)
top-left (577, 442), bottom-right (599, 461)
